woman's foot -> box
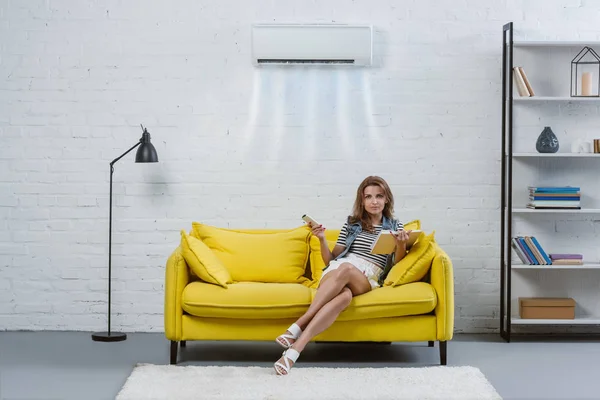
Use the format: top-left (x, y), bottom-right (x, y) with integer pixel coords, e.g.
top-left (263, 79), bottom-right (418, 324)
top-left (275, 323), bottom-right (302, 349)
top-left (274, 348), bottom-right (300, 376)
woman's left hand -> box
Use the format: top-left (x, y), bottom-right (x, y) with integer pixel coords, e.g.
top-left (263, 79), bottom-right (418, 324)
top-left (392, 229), bottom-right (412, 247)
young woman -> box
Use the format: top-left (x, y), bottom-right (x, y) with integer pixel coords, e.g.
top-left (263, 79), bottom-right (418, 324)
top-left (273, 175), bottom-right (411, 375)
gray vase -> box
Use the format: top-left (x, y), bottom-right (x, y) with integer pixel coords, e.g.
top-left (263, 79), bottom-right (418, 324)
top-left (536, 126), bottom-right (559, 153)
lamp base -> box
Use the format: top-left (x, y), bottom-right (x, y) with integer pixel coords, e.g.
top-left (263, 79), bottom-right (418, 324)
top-left (91, 332), bottom-right (127, 342)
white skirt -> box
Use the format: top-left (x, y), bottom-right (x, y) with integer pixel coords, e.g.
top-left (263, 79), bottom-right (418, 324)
top-left (321, 253), bottom-right (383, 290)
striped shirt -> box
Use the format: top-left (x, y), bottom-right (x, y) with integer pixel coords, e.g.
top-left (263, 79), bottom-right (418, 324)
top-left (335, 220), bottom-right (404, 268)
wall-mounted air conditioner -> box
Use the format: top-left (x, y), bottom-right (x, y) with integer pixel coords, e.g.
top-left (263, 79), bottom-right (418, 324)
top-left (251, 24), bottom-right (373, 66)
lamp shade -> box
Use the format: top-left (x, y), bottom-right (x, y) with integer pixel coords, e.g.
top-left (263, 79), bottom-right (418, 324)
top-left (135, 128), bottom-right (158, 163)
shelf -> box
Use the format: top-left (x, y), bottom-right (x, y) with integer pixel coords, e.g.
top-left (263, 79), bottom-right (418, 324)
top-left (513, 153), bottom-right (600, 158)
top-left (513, 41), bottom-right (600, 48)
top-left (512, 317), bottom-right (600, 325)
top-left (501, 24), bottom-right (600, 341)
top-left (512, 208), bottom-right (600, 214)
top-left (513, 96), bottom-right (600, 102)
top-left (512, 264), bottom-right (600, 270)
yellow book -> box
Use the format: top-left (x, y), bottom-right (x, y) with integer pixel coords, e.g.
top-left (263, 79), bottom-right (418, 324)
top-left (370, 230), bottom-right (421, 255)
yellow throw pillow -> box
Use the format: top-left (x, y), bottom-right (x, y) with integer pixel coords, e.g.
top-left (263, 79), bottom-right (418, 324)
top-left (308, 233), bottom-right (339, 283)
top-left (384, 231), bottom-right (436, 287)
top-left (191, 223), bottom-right (311, 284)
top-left (403, 219), bottom-right (421, 231)
top-left (180, 230), bottom-right (232, 288)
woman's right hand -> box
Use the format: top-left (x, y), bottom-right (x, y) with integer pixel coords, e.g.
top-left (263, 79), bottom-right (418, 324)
top-left (309, 223), bottom-right (326, 241)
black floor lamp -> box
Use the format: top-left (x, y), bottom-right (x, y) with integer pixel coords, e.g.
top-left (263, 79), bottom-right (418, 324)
top-left (92, 125), bottom-right (158, 342)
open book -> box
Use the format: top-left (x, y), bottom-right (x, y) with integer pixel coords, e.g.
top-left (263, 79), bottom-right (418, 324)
top-left (370, 230), bottom-right (422, 255)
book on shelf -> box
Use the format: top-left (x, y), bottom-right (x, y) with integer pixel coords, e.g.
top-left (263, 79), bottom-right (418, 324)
top-left (511, 236), bottom-right (551, 265)
top-left (549, 253), bottom-right (584, 265)
top-left (552, 259), bottom-right (584, 265)
top-left (513, 66), bottom-right (534, 97)
top-left (512, 240), bottom-right (588, 266)
top-left (549, 253), bottom-right (583, 260)
top-left (527, 186), bottom-right (581, 209)
top-left (518, 67), bottom-right (535, 96)
top-left (526, 203), bottom-right (581, 209)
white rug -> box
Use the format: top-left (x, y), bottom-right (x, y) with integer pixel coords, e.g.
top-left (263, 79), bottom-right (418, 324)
top-left (116, 364), bottom-right (502, 400)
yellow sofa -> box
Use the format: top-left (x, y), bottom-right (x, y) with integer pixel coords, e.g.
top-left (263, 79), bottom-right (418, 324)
top-left (164, 221), bottom-right (454, 365)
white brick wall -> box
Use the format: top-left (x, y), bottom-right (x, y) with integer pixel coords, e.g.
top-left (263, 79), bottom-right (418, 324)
top-left (1, 0), bottom-right (600, 333)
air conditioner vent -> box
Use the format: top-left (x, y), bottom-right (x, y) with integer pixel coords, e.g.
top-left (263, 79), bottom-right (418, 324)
top-left (251, 24), bottom-right (373, 67)
top-left (257, 59), bottom-right (356, 65)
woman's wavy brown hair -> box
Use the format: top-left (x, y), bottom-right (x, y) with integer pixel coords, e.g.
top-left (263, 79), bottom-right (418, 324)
top-left (349, 176), bottom-right (395, 233)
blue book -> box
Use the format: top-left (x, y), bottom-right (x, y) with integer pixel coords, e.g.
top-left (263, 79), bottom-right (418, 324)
top-left (531, 237), bottom-right (552, 265)
top-left (516, 238), bottom-right (534, 264)
top-left (518, 237), bottom-right (538, 265)
top-left (531, 196), bottom-right (581, 200)
top-left (530, 187), bottom-right (580, 192)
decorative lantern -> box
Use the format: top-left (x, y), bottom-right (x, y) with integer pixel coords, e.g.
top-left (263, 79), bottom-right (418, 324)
top-left (571, 46), bottom-right (600, 97)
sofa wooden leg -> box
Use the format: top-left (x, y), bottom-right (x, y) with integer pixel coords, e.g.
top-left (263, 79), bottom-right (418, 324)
top-left (180, 340), bottom-right (186, 348)
top-left (439, 341), bottom-right (447, 365)
top-left (170, 341), bottom-right (178, 365)
top-left (428, 341), bottom-right (434, 347)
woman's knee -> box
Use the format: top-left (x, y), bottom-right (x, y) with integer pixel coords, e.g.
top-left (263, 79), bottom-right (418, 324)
top-left (333, 263), bottom-right (355, 282)
top-left (339, 287), bottom-right (353, 309)
top-left (341, 286), bottom-right (353, 300)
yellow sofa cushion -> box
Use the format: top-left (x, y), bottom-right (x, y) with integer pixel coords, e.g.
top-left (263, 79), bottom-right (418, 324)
top-left (182, 281), bottom-right (313, 319)
top-left (191, 223), bottom-right (311, 284)
top-left (181, 280), bottom-right (436, 321)
top-left (308, 219), bottom-right (422, 284)
top-left (180, 231), bottom-right (232, 288)
top-left (384, 231), bottom-right (436, 286)
top-left (309, 229), bottom-right (340, 283)
top-left (337, 281), bottom-right (437, 321)
top-left (403, 219), bottom-right (421, 231)
top-left (180, 314), bottom-right (437, 343)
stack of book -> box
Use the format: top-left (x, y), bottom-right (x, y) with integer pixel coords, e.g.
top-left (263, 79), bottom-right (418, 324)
top-left (527, 186), bottom-right (581, 210)
top-left (511, 236), bottom-right (551, 265)
top-left (549, 254), bottom-right (584, 265)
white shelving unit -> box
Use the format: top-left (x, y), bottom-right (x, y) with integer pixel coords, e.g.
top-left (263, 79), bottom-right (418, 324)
top-left (513, 153), bottom-right (600, 158)
top-left (512, 317), bottom-right (600, 325)
top-left (512, 208), bottom-right (600, 214)
top-left (514, 41), bottom-right (600, 48)
top-left (512, 264), bottom-right (600, 270)
top-left (501, 23), bottom-right (600, 340)
top-left (514, 96), bottom-right (600, 102)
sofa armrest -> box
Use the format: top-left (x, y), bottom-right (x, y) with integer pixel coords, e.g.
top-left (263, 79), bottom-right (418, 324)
top-left (164, 246), bottom-right (190, 341)
top-left (430, 245), bottom-right (454, 341)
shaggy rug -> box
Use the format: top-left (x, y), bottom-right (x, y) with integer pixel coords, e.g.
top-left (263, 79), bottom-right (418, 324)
top-left (116, 364), bottom-right (502, 400)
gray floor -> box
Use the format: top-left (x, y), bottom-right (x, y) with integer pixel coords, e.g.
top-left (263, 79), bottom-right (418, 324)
top-left (0, 332), bottom-right (599, 400)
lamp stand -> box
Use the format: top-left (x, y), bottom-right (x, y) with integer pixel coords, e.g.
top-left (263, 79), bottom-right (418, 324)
top-left (92, 141), bottom-right (142, 343)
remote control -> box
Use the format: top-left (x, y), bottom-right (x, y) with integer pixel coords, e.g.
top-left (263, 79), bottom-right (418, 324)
top-left (302, 214), bottom-right (320, 227)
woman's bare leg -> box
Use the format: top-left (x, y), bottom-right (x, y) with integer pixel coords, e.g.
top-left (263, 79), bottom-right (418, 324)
top-left (294, 272), bottom-right (371, 353)
top-left (297, 263), bottom-right (370, 328)
top-left (274, 288), bottom-right (353, 375)
top-left (274, 271), bottom-right (372, 374)
top-left (276, 263), bottom-right (371, 348)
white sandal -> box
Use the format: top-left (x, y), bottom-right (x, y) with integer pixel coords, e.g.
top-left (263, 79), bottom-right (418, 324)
top-left (275, 323), bottom-right (302, 349)
top-left (274, 348), bottom-right (300, 376)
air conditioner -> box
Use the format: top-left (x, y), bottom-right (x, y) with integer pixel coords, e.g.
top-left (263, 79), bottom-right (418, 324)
top-left (251, 24), bottom-right (373, 66)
